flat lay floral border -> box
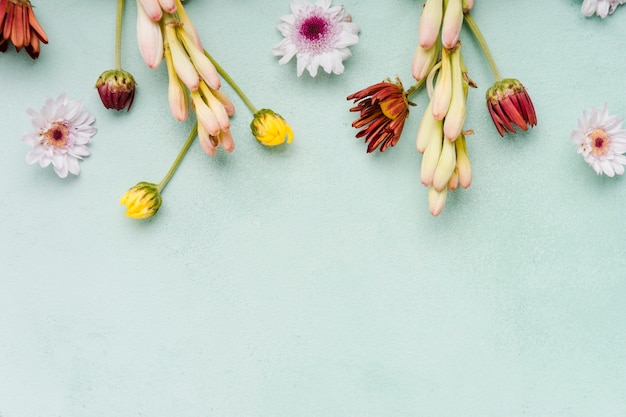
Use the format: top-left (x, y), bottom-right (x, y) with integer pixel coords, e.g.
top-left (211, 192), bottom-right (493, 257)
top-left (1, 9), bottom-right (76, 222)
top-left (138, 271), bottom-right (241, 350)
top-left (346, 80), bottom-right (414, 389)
top-left (4, 0), bottom-right (626, 220)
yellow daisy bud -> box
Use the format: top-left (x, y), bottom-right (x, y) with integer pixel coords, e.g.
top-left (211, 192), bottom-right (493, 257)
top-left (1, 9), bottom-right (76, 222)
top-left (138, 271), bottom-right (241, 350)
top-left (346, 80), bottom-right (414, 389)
top-left (250, 109), bottom-right (294, 147)
top-left (120, 182), bottom-right (162, 219)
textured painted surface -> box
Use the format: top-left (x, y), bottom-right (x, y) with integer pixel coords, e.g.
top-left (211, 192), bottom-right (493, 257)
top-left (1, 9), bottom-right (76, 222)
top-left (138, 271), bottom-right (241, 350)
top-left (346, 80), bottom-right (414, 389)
top-left (1, 1), bottom-right (626, 416)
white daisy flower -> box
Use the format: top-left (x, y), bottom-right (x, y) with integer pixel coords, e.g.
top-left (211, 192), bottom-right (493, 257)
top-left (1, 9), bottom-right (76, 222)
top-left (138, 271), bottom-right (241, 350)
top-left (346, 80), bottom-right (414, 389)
top-left (581, 0), bottom-right (626, 18)
top-left (22, 94), bottom-right (97, 178)
top-left (571, 104), bottom-right (626, 177)
top-left (272, 0), bottom-right (360, 77)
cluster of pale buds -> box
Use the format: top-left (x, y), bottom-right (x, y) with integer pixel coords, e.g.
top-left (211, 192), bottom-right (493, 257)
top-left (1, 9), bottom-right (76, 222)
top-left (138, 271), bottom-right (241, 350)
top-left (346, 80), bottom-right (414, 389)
top-left (413, 0), bottom-right (474, 216)
top-left (136, 0), bottom-right (235, 155)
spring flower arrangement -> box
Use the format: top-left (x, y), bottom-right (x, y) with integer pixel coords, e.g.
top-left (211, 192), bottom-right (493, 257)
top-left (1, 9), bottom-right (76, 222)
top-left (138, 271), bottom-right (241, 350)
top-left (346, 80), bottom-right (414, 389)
top-left (90, 0), bottom-right (293, 219)
top-left (348, 0), bottom-right (536, 216)
top-left (15, 0), bottom-right (625, 221)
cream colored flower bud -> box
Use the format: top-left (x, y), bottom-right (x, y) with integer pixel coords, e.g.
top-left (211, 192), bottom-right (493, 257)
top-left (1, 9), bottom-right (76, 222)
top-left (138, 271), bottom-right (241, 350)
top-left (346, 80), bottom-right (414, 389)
top-left (431, 47), bottom-right (452, 120)
top-left (448, 168), bottom-right (459, 190)
top-left (433, 136), bottom-right (456, 191)
top-left (199, 82), bottom-right (230, 130)
top-left (191, 91), bottom-right (220, 136)
top-left (428, 185), bottom-right (448, 217)
top-left (178, 27), bottom-right (221, 90)
top-left (442, 0), bottom-right (463, 49)
top-left (455, 134), bottom-right (472, 188)
top-left (175, 0), bottom-right (203, 50)
top-left (443, 47), bottom-right (466, 140)
top-left (462, 0), bottom-right (474, 12)
top-left (418, 0), bottom-right (444, 50)
top-left (412, 41), bottom-right (440, 82)
top-left (158, 0), bottom-right (176, 13)
top-left (416, 101), bottom-right (441, 153)
top-left (165, 47), bottom-right (189, 121)
top-left (420, 123), bottom-right (443, 186)
top-left (138, 0), bottom-right (162, 21)
top-left (165, 23), bottom-right (199, 91)
top-left (136, 0), bottom-right (163, 68)
top-left (197, 122), bottom-right (217, 156)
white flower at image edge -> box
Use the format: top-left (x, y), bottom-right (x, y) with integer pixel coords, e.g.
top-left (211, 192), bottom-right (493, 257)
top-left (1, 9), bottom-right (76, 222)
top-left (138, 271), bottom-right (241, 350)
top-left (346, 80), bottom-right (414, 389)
top-left (581, 0), bottom-right (626, 18)
top-left (22, 94), bottom-right (97, 178)
top-left (272, 0), bottom-right (360, 77)
top-left (571, 104), bottom-right (626, 177)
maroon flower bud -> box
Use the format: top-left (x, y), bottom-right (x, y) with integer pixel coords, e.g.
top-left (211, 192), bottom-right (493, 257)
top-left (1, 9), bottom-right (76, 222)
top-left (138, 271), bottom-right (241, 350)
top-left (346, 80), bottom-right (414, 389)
top-left (95, 69), bottom-right (137, 111)
top-left (347, 78), bottom-right (413, 153)
top-left (486, 78), bottom-right (536, 136)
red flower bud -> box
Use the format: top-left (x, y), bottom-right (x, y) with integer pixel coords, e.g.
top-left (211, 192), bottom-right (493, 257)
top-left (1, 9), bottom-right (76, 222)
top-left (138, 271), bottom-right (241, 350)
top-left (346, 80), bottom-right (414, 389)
top-left (95, 69), bottom-right (137, 112)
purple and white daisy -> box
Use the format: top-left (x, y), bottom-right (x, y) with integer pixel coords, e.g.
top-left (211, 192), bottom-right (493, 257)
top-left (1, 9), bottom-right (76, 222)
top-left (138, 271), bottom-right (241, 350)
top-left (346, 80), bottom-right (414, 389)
top-left (272, 0), bottom-right (360, 77)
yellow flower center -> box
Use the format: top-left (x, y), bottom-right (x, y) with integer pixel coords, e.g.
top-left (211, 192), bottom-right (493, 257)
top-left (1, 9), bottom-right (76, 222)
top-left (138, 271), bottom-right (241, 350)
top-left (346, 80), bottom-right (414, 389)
top-left (380, 99), bottom-right (400, 120)
top-left (589, 129), bottom-right (610, 156)
top-left (43, 121), bottom-right (70, 148)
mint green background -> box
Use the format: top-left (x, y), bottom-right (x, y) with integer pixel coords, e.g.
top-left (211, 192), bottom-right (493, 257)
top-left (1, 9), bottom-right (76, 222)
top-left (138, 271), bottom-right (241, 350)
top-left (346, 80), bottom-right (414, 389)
top-left (2, 1), bottom-right (626, 416)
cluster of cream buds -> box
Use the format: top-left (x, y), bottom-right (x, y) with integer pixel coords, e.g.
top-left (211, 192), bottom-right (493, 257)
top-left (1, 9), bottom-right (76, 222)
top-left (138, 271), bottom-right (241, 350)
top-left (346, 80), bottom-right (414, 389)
top-left (413, 0), bottom-right (474, 216)
top-left (136, 0), bottom-right (235, 155)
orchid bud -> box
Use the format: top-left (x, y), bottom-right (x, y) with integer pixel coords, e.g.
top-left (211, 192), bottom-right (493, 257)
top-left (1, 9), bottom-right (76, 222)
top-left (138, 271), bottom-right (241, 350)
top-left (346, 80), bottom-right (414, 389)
top-left (431, 47), bottom-right (452, 120)
top-left (442, 0), bottom-right (463, 49)
top-left (428, 186), bottom-right (448, 217)
top-left (443, 46), bottom-right (466, 140)
top-left (433, 136), bottom-right (456, 192)
top-left (455, 134), bottom-right (472, 188)
top-left (421, 122), bottom-right (444, 186)
top-left (136, 0), bottom-right (163, 68)
top-left (418, 0), bottom-right (444, 49)
top-left (164, 47), bottom-right (189, 121)
top-left (412, 40), bottom-right (440, 82)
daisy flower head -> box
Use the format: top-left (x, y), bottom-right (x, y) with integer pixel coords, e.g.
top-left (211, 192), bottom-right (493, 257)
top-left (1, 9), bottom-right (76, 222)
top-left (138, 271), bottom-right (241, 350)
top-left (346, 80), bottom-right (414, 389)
top-left (571, 104), bottom-right (626, 177)
top-left (22, 94), bottom-right (97, 178)
top-left (272, 0), bottom-right (360, 77)
top-left (581, 0), bottom-right (626, 18)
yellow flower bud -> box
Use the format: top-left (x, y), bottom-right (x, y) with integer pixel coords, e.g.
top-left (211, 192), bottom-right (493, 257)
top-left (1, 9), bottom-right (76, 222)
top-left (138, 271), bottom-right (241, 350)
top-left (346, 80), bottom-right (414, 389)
top-left (250, 109), bottom-right (294, 147)
top-left (120, 182), bottom-right (162, 219)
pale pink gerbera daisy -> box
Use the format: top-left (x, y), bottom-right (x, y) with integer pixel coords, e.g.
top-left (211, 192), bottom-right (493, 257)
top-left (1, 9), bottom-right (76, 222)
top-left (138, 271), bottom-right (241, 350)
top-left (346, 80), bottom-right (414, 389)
top-left (22, 94), bottom-right (97, 178)
top-left (571, 104), bottom-right (626, 177)
top-left (272, 0), bottom-right (360, 77)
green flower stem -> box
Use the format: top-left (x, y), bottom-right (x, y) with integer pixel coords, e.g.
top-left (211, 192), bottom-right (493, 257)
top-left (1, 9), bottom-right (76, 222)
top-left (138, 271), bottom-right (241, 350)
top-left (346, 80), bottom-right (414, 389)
top-left (157, 123), bottom-right (198, 192)
top-left (204, 50), bottom-right (258, 114)
top-left (407, 77), bottom-right (426, 99)
top-left (464, 13), bottom-right (502, 81)
top-left (114, 0), bottom-right (124, 69)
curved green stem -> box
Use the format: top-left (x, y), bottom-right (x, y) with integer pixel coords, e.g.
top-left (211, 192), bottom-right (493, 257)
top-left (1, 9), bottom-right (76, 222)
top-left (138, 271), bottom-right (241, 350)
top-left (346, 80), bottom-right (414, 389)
top-left (406, 77), bottom-right (426, 99)
top-left (464, 13), bottom-right (502, 81)
top-left (204, 50), bottom-right (258, 114)
top-left (114, 0), bottom-right (124, 69)
top-left (157, 123), bottom-right (198, 192)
